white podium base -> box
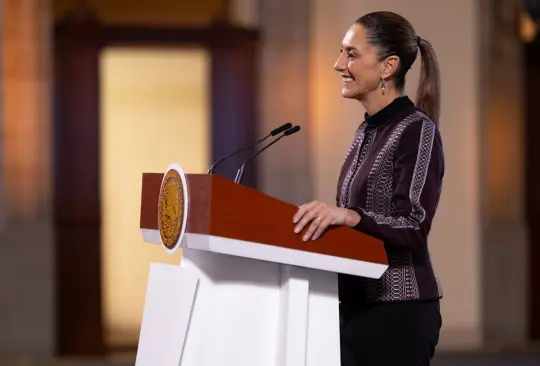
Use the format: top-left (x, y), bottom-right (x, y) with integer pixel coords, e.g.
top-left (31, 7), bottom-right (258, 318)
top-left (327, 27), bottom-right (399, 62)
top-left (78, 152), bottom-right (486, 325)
top-left (135, 248), bottom-right (341, 366)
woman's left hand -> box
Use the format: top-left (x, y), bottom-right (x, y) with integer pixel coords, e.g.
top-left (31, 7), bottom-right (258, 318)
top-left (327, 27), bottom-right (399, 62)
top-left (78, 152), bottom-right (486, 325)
top-left (293, 201), bottom-right (360, 241)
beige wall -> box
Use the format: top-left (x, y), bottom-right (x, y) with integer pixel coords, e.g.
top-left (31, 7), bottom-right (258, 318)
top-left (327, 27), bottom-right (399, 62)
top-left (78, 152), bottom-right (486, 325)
top-left (257, 0), bottom-right (313, 205)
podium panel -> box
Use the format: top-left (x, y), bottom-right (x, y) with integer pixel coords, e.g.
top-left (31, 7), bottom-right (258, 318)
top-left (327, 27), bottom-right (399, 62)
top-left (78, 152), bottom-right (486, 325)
top-left (136, 248), bottom-right (340, 366)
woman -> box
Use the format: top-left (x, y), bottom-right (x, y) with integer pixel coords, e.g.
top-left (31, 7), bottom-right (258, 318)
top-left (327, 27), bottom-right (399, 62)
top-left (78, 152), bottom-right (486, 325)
top-left (293, 11), bottom-right (444, 366)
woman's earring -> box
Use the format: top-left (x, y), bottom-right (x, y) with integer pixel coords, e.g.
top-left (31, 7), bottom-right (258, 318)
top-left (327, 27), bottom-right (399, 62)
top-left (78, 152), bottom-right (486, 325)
top-left (381, 78), bottom-right (386, 94)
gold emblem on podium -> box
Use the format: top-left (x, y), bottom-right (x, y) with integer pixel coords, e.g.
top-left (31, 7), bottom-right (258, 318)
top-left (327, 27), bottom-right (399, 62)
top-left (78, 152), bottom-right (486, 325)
top-left (158, 166), bottom-right (186, 251)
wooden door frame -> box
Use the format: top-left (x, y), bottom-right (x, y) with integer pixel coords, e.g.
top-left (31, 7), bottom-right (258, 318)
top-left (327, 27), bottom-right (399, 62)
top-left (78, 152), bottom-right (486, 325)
top-left (53, 18), bottom-right (260, 355)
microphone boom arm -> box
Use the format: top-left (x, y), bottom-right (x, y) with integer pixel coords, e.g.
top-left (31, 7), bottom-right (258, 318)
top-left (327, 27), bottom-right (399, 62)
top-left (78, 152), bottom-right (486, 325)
top-left (234, 135), bottom-right (285, 184)
top-left (207, 135), bottom-right (270, 174)
top-left (234, 125), bottom-right (301, 184)
top-left (207, 122), bottom-right (292, 174)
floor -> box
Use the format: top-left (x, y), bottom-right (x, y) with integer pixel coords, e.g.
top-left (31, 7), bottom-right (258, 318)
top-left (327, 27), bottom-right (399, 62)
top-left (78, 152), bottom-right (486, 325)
top-left (432, 351), bottom-right (540, 366)
top-left (1, 352), bottom-right (540, 366)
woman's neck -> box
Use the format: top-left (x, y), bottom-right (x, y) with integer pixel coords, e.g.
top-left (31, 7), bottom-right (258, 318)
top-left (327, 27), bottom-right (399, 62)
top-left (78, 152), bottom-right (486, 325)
top-left (360, 89), bottom-right (404, 116)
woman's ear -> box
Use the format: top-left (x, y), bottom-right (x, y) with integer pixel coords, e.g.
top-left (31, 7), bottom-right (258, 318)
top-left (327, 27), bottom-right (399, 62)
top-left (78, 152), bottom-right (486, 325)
top-left (380, 55), bottom-right (400, 79)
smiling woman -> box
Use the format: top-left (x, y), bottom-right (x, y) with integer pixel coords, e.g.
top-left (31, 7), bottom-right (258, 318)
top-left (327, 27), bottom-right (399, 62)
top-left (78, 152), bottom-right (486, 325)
top-left (293, 11), bottom-right (444, 366)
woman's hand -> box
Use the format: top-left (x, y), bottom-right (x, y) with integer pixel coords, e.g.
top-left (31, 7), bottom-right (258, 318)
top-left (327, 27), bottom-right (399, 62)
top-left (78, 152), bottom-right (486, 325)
top-left (293, 201), bottom-right (361, 241)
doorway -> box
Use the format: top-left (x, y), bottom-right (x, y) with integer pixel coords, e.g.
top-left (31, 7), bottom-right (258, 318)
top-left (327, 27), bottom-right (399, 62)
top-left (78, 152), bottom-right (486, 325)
top-left (53, 21), bottom-right (259, 355)
top-left (99, 46), bottom-right (211, 348)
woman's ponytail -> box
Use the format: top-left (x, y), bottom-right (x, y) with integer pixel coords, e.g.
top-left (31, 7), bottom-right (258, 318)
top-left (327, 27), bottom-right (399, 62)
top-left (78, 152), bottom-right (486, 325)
top-left (416, 37), bottom-right (441, 126)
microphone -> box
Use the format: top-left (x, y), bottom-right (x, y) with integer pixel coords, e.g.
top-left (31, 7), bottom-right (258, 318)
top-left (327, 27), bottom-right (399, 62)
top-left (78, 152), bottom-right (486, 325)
top-left (234, 125), bottom-right (301, 184)
top-left (207, 122), bottom-right (292, 174)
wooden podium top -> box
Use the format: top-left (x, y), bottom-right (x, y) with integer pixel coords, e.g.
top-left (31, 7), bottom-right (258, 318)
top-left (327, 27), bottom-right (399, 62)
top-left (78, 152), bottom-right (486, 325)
top-left (140, 173), bottom-right (387, 268)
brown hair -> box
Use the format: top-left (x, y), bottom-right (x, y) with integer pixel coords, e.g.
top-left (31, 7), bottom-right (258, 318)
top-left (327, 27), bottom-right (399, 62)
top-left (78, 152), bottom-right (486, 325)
top-left (355, 11), bottom-right (441, 125)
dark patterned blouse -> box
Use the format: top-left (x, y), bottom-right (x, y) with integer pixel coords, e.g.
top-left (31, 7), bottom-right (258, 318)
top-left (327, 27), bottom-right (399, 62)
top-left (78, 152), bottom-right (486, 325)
top-left (337, 96), bottom-right (444, 304)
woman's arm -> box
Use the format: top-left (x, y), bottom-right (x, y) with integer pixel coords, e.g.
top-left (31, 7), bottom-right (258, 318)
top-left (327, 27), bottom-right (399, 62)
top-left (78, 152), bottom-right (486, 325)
top-left (351, 119), bottom-right (444, 251)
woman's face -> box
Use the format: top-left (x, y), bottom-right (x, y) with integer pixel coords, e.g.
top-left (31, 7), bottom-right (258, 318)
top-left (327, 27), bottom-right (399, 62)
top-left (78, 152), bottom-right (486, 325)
top-left (334, 24), bottom-right (385, 101)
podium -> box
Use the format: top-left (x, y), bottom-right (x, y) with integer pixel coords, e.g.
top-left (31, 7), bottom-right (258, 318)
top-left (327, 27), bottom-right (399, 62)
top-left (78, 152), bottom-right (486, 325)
top-left (136, 163), bottom-right (387, 366)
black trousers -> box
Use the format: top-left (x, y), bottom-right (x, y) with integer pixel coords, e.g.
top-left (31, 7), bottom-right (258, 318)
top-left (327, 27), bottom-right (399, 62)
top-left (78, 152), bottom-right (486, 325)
top-left (340, 300), bottom-right (442, 366)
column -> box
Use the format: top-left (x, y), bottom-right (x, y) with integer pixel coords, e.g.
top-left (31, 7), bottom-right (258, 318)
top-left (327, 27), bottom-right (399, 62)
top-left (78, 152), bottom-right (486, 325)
top-left (0, 0), bottom-right (55, 356)
top-left (481, 0), bottom-right (528, 345)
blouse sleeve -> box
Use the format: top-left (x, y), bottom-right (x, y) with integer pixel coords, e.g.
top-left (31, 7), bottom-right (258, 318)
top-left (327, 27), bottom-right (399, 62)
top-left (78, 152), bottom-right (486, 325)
top-left (351, 119), bottom-right (444, 251)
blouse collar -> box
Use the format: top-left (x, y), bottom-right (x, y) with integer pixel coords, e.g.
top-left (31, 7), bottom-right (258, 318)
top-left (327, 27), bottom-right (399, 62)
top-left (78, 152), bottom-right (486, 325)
top-left (364, 96), bottom-right (415, 128)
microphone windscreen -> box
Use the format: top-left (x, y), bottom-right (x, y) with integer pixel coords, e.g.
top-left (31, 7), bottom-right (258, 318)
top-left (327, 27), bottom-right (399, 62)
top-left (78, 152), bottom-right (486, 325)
top-left (270, 122), bottom-right (292, 136)
top-left (284, 125), bottom-right (301, 136)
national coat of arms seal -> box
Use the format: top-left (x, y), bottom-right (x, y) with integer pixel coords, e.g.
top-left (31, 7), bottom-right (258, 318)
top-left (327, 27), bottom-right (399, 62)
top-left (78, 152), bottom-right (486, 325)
top-left (157, 163), bottom-right (189, 253)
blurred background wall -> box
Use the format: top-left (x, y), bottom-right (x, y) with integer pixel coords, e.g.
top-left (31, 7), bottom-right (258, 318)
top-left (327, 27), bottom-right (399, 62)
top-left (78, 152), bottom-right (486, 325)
top-left (0, 0), bottom-right (539, 362)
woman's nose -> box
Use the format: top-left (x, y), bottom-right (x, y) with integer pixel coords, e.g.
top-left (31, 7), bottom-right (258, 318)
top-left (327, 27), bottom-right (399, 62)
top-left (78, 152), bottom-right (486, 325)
top-left (334, 55), bottom-right (346, 72)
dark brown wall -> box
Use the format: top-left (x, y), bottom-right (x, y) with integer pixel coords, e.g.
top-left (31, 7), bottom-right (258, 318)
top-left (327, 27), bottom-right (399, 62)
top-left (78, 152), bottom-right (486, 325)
top-left (54, 21), bottom-right (104, 355)
top-left (54, 0), bottom-right (223, 25)
top-left (526, 39), bottom-right (540, 339)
